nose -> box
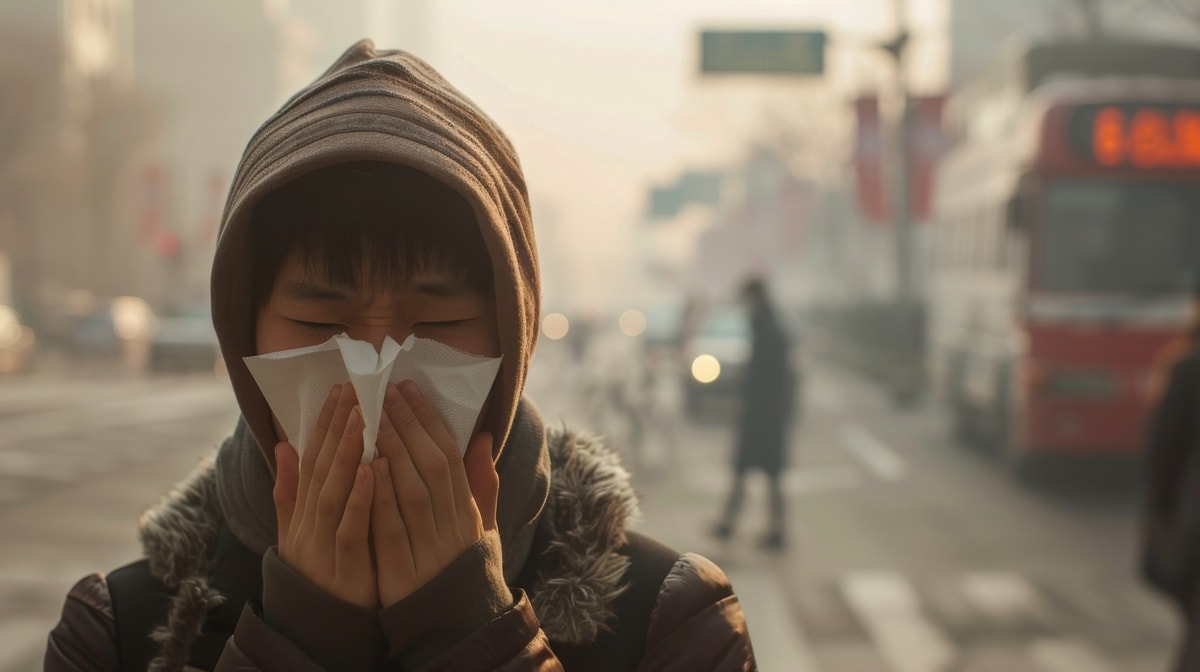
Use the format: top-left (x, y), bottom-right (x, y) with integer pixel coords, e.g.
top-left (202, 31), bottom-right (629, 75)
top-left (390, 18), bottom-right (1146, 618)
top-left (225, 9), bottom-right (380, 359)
top-left (346, 325), bottom-right (412, 352)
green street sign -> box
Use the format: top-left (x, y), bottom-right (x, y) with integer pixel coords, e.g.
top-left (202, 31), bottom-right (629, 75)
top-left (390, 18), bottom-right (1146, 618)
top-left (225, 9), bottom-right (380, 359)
top-left (700, 29), bottom-right (827, 76)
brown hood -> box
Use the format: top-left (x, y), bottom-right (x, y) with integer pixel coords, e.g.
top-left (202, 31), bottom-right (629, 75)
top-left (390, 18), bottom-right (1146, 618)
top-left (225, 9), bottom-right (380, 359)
top-left (210, 39), bottom-right (540, 464)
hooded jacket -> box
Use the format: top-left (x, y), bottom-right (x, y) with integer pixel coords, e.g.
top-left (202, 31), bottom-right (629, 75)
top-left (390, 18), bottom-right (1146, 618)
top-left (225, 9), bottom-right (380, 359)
top-left (43, 40), bottom-right (757, 671)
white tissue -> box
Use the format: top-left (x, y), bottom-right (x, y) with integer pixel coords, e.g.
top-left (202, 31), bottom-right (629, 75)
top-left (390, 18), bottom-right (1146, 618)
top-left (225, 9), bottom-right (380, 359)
top-left (244, 334), bottom-right (502, 463)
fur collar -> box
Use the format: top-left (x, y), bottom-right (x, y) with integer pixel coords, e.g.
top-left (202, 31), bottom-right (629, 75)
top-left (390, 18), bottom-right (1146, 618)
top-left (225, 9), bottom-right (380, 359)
top-left (134, 424), bottom-right (640, 670)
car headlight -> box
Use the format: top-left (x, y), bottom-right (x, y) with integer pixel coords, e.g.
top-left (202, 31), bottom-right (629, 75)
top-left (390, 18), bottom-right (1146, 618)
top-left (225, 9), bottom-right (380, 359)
top-left (691, 354), bottom-right (721, 383)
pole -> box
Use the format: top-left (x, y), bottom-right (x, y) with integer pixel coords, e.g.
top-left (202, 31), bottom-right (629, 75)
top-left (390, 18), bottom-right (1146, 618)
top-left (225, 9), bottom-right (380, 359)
top-left (887, 0), bottom-right (915, 302)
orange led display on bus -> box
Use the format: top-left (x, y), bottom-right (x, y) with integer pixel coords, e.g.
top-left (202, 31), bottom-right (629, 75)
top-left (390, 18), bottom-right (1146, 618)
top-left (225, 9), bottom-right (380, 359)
top-left (1089, 105), bottom-right (1200, 168)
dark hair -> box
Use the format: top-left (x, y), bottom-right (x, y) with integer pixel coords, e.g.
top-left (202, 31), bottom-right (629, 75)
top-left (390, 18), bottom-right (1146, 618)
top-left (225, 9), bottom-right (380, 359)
top-left (251, 161), bottom-right (492, 307)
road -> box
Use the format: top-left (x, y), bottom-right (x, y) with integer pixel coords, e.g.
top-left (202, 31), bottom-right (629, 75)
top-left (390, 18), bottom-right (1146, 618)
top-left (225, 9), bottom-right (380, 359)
top-left (0, 346), bottom-right (1180, 671)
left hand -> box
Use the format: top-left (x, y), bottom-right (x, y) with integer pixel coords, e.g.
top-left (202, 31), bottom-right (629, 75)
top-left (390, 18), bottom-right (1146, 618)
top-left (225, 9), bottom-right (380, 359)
top-left (370, 380), bottom-right (500, 607)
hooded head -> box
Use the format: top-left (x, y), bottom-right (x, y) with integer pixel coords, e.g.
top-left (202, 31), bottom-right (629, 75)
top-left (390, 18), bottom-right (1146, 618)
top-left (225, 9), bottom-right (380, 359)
top-left (211, 40), bottom-right (540, 467)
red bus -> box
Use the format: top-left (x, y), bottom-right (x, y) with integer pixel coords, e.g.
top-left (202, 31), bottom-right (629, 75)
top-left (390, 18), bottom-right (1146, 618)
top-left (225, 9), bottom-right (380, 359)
top-left (929, 40), bottom-right (1200, 477)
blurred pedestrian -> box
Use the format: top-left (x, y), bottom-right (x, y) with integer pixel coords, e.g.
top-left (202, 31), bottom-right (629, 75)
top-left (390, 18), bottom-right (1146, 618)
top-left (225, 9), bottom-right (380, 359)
top-left (712, 277), bottom-right (797, 552)
top-left (44, 40), bottom-right (757, 671)
top-left (1141, 274), bottom-right (1200, 672)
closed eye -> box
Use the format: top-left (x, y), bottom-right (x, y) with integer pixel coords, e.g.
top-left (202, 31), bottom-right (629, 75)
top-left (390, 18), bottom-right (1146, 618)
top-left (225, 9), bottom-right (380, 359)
top-left (290, 319), bottom-right (343, 335)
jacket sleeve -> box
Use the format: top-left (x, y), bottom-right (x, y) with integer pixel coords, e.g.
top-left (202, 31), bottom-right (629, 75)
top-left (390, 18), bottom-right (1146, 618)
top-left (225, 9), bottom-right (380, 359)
top-left (44, 574), bottom-right (120, 672)
top-left (214, 547), bottom-right (383, 672)
top-left (378, 530), bottom-right (562, 671)
top-left (636, 553), bottom-right (757, 672)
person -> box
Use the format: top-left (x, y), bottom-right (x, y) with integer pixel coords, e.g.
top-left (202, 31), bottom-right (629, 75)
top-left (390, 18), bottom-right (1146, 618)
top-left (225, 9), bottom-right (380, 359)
top-left (711, 277), bottom-right (797, 552)
top-left (43, 40), bottom-right (756, 671)
top-left (1142, 274), bottom-right (1200, 672)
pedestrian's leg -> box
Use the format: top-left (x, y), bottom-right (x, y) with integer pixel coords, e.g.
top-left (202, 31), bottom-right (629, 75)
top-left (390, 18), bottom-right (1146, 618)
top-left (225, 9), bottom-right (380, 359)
top-left (758, 472), bottom-right (786, 551)
top-left (712, 469), bottom-right (746, 540)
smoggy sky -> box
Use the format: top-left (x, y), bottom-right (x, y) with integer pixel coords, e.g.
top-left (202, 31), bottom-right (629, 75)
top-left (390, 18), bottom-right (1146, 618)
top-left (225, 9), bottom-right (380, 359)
top-left (412, 0), bottom-right (949, 310)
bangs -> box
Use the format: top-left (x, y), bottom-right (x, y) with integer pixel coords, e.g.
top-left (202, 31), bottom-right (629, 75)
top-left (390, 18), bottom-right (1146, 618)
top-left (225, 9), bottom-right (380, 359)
top-left (252, 161), bottom-right (492, 304)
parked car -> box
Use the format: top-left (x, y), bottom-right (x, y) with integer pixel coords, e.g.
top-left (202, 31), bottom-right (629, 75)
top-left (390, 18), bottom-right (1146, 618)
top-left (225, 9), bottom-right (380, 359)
top-left (0, 305), bottom-right (37, 375)
top-left (681, 304), bottom-right (751, 419)
top-left (69, 296), bottom-right (157, 360)
top-left (149, 310), bottom-right (219, 373)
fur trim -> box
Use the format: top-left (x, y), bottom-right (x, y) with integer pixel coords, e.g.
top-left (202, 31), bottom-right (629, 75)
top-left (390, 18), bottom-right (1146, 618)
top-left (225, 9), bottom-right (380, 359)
top-left (138, 451), bottom-right (222, 589)
top-left (134, 425), bottom-right (641, 663)
top-left (533, 425), bottom-right (641, 643)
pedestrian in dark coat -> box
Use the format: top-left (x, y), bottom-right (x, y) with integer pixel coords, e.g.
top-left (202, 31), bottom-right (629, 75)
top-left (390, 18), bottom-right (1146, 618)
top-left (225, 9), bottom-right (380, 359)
top-left (43, 40), bottom-right (758, 671)
top-left (712, 277), bottom-right (797, 551)
top-left (1142, 275), bottom-right (1200, 672)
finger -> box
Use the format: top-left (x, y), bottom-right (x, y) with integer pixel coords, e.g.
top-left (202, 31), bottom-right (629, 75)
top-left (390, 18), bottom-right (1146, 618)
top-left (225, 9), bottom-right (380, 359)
top-left (396, 381), bottom-right (476, 520)
top-left (382, 383), bottom-right (458, 538)
top-left (333, 464), bottom-right (376, 607)
top-left (302, 384), bottom-right (356, 522)
top-left (463, 432), bottom-right (499, 532)
top-left (371, 458), bottom-right (416, 600)
top-left (314, 406), bottom-right (366, 542)
top-left (273, 442), bottom-right (299, 545)
top-left (378, 442), bottom-right (440, 573)
top-left (295, 384), bottom-right (342, 516)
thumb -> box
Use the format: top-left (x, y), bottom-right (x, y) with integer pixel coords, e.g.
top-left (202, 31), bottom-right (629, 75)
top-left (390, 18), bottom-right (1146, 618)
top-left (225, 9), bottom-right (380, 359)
top-left (463, 432), bottom-right (499, 531)
top-left (272, 442), bottom-right (299, 544)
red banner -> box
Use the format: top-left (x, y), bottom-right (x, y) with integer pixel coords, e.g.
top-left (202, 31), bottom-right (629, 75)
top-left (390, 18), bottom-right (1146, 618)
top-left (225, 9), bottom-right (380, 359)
top-left (908, 95), bottom-right (945, 221)
top-left (853, 96), bottom-right (889, 223)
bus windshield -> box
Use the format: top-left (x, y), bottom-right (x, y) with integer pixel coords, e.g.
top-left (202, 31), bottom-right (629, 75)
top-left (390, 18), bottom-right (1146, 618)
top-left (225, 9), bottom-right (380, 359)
top-left (1038, 180), bottom-right (1200, 294)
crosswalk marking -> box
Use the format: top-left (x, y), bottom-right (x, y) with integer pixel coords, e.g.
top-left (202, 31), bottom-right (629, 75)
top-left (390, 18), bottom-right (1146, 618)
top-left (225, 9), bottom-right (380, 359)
top-left (960, 572), bottom-right (1048, 623)
top-left (842, 572), bottom-right (957, 672)
top-left (1030, 638), bottom-right (1120, 672)
top-left (840, 424), bottom-right (908, 481)
top-left (730, 569), bottom-right (822, 672)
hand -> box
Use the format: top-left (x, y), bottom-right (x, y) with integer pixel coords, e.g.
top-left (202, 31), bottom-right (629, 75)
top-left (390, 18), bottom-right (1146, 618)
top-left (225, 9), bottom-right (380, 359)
top-left (370, 380), bottom-right (500, 607)
top-left (273, 383), bottom-right (378, 608)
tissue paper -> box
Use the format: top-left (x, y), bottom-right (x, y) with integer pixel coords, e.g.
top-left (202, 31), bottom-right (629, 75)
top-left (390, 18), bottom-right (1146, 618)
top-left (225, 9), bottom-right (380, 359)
top-left (245, 334), bottom-right (502, 462)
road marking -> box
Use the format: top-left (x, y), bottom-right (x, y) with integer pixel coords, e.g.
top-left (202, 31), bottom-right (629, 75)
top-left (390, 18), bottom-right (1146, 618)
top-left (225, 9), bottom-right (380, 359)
top-left (809, 381), bottom-right (846, 412)
top-left (842, 571), bottom-right (957, 672)
top-left (960, 571), bottom-right (1048, 623)
top-left (839, 424), bottom-right (908, 481)
top-left (730, 568), bottom-right (822, 672)
top-left (1030, 638), bottom-right (1118, 672)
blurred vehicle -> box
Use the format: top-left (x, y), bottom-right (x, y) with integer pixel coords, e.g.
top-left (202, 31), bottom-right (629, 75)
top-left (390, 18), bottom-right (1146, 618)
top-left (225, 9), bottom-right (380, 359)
top-left (149, 309), bottom-right (219, 373)
top-left (929, 39), bottom-right (1200, 479)
top-left (69, 296), bottom-right (157, 359)
top-left (0, 305), bottom-right (37, 375)
top-left (681, 304), bottom-right (751, 419)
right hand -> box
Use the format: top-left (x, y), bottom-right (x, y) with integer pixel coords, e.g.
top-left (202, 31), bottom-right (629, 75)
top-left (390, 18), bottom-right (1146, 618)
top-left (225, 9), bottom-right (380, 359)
top-left (273, 383), bottom-right (378, 608)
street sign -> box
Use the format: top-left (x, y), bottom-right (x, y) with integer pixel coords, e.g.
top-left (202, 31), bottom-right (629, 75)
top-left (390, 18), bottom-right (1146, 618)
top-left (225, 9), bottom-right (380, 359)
top-left (700, 30), bottom-right (826, 76)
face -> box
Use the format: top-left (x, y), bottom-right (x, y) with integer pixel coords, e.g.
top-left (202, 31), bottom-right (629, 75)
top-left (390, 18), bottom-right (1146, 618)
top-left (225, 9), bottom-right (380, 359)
top-left (257, 252), bottom-right (500, 443)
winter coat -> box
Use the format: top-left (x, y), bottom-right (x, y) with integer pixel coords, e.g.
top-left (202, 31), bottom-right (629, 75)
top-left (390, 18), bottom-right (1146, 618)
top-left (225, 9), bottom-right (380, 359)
top-left (734, 300), bottom-right (797, 475)
top-left (1143, 348), bottom-right (1200, 610)
top-left (44, 425), bottom-right (757, 671)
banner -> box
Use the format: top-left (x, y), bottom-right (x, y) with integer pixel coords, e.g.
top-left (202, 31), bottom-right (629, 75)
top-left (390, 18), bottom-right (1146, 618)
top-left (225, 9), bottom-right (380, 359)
top-left (853, 96), bottom-right (889, 223)
top-left (908, 95), bottom-right (945, 221)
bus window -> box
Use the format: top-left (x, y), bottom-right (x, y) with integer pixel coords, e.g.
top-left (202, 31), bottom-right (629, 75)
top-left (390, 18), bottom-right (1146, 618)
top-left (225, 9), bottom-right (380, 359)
top-left (1038, 180), bottom-right (1200, 294)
